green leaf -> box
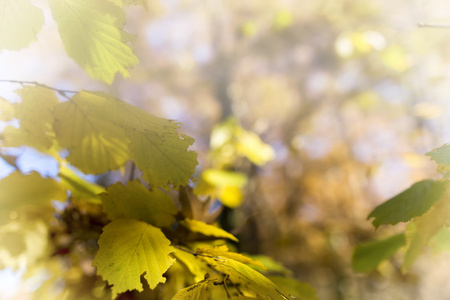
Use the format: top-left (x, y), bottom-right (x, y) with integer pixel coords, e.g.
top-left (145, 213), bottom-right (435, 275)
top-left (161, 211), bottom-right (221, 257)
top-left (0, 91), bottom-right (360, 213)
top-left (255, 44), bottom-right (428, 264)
top-left (3, 87), bottom-right (59, 152)
top-left (0, 0), bottom-right (44, 50)
top-left (402, 197), bottom-right (450, 271)
top-left (0, 171), bottom-right (66, 224)
top-left (93, 219), bottom-right (175, 298)
top-left (100, 180), bottom-right (176, 227)
top-left (172, 279), bottom-right (213, 300)
top-left (180, 218), bottom-right (238, 242)
top-left (427, 144), bottom-right (450, 166)
top-left (53, 91), bottom-right (197, 187)
top-left (352, 233), bottom-right (406, 272)
top-left (48, 0), bottom-right (139, 83)
top-left (367, 180), bottom-right (447, 228)
top-left (267, 276), bottom-right (317, 300)
top-left (106, 0), bottom-right (149, 10)
top-left (202, 256), bottom-right (288, 300)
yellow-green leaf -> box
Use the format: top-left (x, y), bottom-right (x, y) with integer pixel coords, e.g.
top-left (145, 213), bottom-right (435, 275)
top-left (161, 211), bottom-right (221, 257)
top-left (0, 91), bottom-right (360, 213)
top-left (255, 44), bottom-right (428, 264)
top-left (93, 219), bottom-right (175, 298)
top-left (268, 276), bottom-right (317, 300)
top-left (402, 197), bottom-right (450, 272)
top-left (106, 0), bottom-right (148, 10)
top-left (3, 87), bottom-right (59, 152)
top-left (53, 91), bottom-right (197, 187)
top-left (48, 0), bottom-right (139, 83)
top-left (0, 220), bottom-right (49, 270)
top-left (172, 248), bottom-right (208, 282)
top-left (128, 130), bottom-right (197, 188)
top-left (196, 245), bottom-right (266, 269)
top-left (52, 93), bottom-right (130, 174)
top-left (0, 97), bottom-right (14, 121)
top-left (0, 171), bottom-right (66, 224)
top-left (180, 218), bottom-right (238, 242)
top-left (172, 279), bottom-right (213, 300)
top-left (202, 256), bottom-right (288, 300)
top-left (59, 164), bottom-right (105, 203)
top-left (100, 180), bottom-right (176, 227)
top-left (0, 0), bottom-right (44, 50)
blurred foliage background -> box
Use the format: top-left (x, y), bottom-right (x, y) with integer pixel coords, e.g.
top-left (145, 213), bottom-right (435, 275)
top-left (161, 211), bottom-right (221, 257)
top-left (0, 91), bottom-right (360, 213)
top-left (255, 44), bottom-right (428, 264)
top-left (3, 0), bottom-right (450, 299)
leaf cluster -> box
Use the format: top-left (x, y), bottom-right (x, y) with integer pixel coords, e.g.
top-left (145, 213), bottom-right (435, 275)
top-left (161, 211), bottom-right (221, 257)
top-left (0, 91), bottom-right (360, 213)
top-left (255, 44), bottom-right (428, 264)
top-left (353, 145), bottom-right (450, 273)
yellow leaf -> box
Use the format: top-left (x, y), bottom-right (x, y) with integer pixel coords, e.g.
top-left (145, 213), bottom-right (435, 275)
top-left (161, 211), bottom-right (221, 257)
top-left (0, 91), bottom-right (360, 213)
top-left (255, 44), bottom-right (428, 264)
top-left (0, 97), bottom-right (14, 121)
top-left (172, 279), bottom-right (213, 300)
top-left (93, 219), bottom-right (175, 298)
top-left (0, 0), bottom-right (44, 50)
top-left (0, 220), bottom-right (49, 270)
top-left (173, 248), bottom-right (209, 282)
top-left (53, 91), bottom-right (197, 187)
top-left (180, 218), bottom-right (238, 242)
top-left (235, 129), bottom-right (275, 166)
top-left (48, 0), bottom-right (139, 83)
top-left (59, 164), bottom-right (105, 204)
top-left (202, 257), bottom-right (288, 300)
top-left (100, 180), bottom-right (177, 227)
top-left (106, 0), bottom-right (149, 10)
top-left (52, 93), bottom-right (130, 174)
top-left (196, 245), bottom-right (266, 269)
top-left (3, 87), bottom-right (59, 153)
top-left (0, 171), bottom-right (66, 224)
top-left (202, 169), bottom-right (248, 188)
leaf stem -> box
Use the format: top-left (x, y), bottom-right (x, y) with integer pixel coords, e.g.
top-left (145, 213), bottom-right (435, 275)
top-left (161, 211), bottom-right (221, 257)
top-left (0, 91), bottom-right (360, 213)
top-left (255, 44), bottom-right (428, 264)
top-left (418, 22), bottom-right (450, 28)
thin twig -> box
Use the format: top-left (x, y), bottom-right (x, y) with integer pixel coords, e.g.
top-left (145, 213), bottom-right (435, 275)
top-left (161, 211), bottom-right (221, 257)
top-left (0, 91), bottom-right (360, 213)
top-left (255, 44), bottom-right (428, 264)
top-left (129, 162), bottom-right (136, 181)
top-left (172, 244), bottom-right (217, 259)
top-left (0, 79), bottom-right (79, 96)
top-left (418, 22), bottom-right (450, 28)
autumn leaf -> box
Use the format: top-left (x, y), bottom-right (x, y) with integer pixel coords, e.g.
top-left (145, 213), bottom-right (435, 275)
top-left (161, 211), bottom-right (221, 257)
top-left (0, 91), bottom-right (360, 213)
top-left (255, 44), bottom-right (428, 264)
top-left (106, 0), bottom-right (149, 10)
top-left (93, 219), bottom-right (175, 298)
top-left (100, 180), bottom-right (176, 227)
top-left (171, 279), bottom-right (213, 300)
top-left (0, 171), bottom-right (66, 224)
top-left (48, 0), bottom-right (138, 83)
top-left (202, 256), bottom-right (288, 300)
top-left (180, 218), bottom-right (238, 242)
top-left (0, 0), bottom-right (44, 50)
top-left (402, 197), bottom-right (450, 272)
top-left (196, 245), bottom-right (266, 269)
top-left (53, 91), bottom-right (197, 187)
top-left (3, 87), bottom-right (59, 153)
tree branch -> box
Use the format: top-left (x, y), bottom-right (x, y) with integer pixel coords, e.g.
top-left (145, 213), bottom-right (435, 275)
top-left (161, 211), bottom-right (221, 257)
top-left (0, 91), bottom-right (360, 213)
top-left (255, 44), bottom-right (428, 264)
top-left (0, 79), bottom-right (79, 97)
